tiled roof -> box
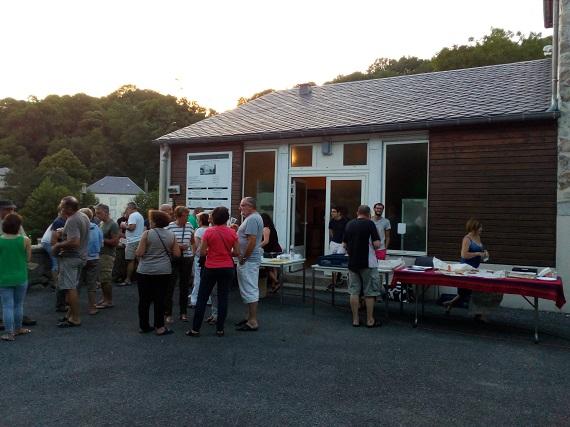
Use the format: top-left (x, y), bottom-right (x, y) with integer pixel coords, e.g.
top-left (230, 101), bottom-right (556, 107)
top-left (87, 176), bottom-right (144, 195)
top-left (156, 59), bottom-right (555, 144)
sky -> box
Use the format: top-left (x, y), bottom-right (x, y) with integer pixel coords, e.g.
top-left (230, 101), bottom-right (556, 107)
top-left (0, 0), bottom-right (552, 113)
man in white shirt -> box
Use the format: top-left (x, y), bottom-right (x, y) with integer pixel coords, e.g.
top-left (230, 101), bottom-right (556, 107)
top-left (119, 202), bottom-right (144, 286)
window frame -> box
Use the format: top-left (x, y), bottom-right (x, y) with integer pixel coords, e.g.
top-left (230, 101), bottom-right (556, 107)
top-left (382, 140), bottom-right (429, 256)
top-left (342, 141), bottom-right (368, 167)
top-left (242, 148), bottom-right (278, 218)
top-left (290, 144), bottom-right (314, 168)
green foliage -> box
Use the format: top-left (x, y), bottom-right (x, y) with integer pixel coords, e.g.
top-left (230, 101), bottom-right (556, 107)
top-left (327, 28), bottom-right (551, 84)
top-left (37, 148), bottom-right (90, 183)
top-left (237, 89), bottom-right (276, 106)
top-left (20, 178), bottom-right (71, 241)
top-left (134, 191), bottom-right (159, 219)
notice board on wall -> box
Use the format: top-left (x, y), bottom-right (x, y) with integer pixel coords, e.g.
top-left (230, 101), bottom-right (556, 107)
top-left (186, 152), bottom-right (232, 210)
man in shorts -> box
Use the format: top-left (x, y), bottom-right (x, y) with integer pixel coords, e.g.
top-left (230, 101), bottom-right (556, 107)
top-left (236, 197), bottom-right (264, 332)
top-left (120, 202), bottom-right (144, 286)
top-left (328, 206), bottom-right (348, 290)
top-left (372, 202), bottom-right (391, 256)
top-left (51, 196), bottom-right (90, 327)
top-left (95, 204), bottom-right (119, 309)
top-left (343, 205), bottom-right (382, 328)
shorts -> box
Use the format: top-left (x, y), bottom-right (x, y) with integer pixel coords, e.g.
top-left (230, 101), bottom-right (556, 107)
top-left (348, 268), bottom-right (380, 297)
top-left (237, 259), bottom-right (261, 304)
top-left (58, 257), bottom-right (86, 290)
top-left (329, 241), bottom-right (346, 255)
top-left (99, 254), bottom-right (115, 284)
top-left (125, 241), bottom-right (140, 260)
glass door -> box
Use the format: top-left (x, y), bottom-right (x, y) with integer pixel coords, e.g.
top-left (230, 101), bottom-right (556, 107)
top-left (290, 178), bottom-right (308, 257)
top-left (325, 177), bottom-right (364, 252)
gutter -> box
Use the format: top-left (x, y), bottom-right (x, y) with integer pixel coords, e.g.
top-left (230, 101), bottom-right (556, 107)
top-left (153, 111), bottom-right (560, 145)
top-left (548, 0), bottom-right (560, 112)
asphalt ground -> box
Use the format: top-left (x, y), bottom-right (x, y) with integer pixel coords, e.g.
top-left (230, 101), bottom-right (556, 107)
top-left (2, 282), bottom-right (570, 427)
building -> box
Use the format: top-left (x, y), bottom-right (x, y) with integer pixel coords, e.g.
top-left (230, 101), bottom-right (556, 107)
top-left (155, 18), bottom-right (570, 312)
top-left (87, 176), bottom-right (144, 219)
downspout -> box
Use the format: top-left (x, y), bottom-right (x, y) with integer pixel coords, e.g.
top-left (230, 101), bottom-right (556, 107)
top-left (549, 0), bottom-right (560, 111)
top-left (158, 143), bottom-right (171, 205)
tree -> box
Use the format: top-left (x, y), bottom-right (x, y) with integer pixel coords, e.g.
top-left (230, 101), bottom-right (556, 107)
top-left (20, 178), bottom-right (71, 241)
top-left (134, 191), bottom-right (159, 219)
top-left (237, 89), bottom-right (276, 106)
top-left (36, 148), bottom-right (90, 183)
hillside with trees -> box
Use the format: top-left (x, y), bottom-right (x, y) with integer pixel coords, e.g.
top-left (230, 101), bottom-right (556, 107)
top-left (0, 85), bottom-right (213, 238)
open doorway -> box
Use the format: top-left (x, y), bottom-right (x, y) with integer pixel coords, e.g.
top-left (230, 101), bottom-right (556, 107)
top-left (291, 177), bottom-right (326, 264)
top-left (290, 176), bottom-right (364, 264)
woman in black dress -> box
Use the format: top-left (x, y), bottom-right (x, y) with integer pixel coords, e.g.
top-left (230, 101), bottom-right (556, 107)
top-left (260, 213), bottom-right (282, 293)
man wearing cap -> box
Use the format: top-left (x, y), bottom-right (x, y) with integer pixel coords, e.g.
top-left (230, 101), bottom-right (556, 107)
top-left (0, 199), bottom-right (37, 328)
top-left (119, 201), bottom-right (144, 286)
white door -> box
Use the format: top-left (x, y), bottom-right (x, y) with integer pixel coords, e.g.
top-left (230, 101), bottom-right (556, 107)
top-left (290, 178), bottom-right (308, 257)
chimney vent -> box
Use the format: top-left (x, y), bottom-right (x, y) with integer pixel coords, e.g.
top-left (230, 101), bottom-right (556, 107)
top-left (299, 83), bottom-right (312, 96)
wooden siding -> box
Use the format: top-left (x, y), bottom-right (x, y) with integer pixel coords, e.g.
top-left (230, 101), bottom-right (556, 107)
top-left (428, 122), bottom-right (557, 267)
top-left (169, 142), bottom-right (244, 219)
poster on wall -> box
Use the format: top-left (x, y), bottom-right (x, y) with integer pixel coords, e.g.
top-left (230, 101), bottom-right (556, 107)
top-left (186, 152), bottom-right (232, 210)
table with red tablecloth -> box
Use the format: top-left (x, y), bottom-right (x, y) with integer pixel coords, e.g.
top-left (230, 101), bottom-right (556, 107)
top-left (390, 268), bottom-right (566, 342)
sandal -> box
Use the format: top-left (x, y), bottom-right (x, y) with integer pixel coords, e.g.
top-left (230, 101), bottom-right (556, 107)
top-left (95, 302), bottom-right (114, 309)
top-left (185, 329), bottom-right (200, 337)
top-left (366, 320), bottom-right (382, 328)
top-left (236, 323), bottom-right (258, 332)
top-left (234, 319), bottom-right (248, 327)
top-left (179, 315), bottom-right (188, 322)
top-left (156, 328), bottom-right (174, 336)
top-left (57, 320), bottom-right (81, 328)
top-left (1, 333), bottom-right (15, 341)
top-left (16, 328), bottom-right (32, 336)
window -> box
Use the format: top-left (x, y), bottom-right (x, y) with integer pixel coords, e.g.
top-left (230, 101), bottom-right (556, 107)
top-left (291, 145), bottom-right (312, 167)
top-left (243, 151), bottom-right (276, 217)
top-left (343, 143), bottom-right (367, 166)
top-left (384, 143), bottom-right (428, 253)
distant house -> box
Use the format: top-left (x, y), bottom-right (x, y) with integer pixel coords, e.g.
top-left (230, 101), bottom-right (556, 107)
top-left (87, 176), bottom-right (144, 220)
top-left (0, 167), bottom-right (10, 194)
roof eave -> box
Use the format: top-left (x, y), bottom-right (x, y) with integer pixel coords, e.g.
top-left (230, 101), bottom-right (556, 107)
top-left (153, 111), bottom-right (559, 145)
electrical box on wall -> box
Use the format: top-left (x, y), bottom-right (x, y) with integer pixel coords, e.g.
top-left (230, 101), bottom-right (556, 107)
top-left (321, 141), bottom-right (332, 155)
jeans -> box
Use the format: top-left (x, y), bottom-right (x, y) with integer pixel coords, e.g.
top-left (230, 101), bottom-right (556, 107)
top-left (41, 242), bottom-right (58, 272)
top-left (190, 257), bottom-right (201, 306)
top-left (0, 284), bottom-right (28, 333)
top-left (165, 256), bottom-right (193, 316)
top-left (137, 273), bottom-right (170, 331)
top-left (192, 267), bottom-right (233, 332)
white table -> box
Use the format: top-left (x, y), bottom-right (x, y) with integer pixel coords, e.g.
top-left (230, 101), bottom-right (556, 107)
top-left (260, 258), bottom-right (306, 304)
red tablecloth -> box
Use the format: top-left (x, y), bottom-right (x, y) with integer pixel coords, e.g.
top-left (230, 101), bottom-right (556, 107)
top-left (391, 269), bottom-right (566, 309)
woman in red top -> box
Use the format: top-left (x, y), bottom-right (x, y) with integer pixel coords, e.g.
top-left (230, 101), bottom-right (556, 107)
top-left (187, 206), bottom-right (239, 337)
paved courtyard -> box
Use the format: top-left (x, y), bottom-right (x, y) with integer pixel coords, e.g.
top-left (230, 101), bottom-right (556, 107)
top-left (3, 283), bottom-right (570, 426)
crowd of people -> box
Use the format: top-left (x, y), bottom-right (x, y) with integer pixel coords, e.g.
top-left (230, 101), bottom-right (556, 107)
top-left (0, 193), bottom-right (499, 342)
top-left (0, 196), bottom-right (268, 341)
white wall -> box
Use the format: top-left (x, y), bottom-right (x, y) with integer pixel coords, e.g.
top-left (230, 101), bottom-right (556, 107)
top-left (95, 193), bottom-right (137, 220)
